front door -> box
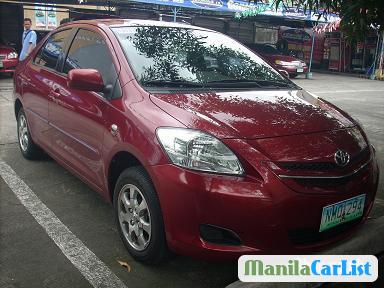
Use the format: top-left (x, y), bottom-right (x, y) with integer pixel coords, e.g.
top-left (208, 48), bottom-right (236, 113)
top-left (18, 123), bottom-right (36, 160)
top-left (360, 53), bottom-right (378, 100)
top-left (49, 27), bottom-right (121, 190)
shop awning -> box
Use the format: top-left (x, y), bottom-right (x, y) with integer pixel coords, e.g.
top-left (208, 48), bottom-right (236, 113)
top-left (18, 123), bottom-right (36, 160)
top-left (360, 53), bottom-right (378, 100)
top-left (126, 0), bottom-right (340, 23)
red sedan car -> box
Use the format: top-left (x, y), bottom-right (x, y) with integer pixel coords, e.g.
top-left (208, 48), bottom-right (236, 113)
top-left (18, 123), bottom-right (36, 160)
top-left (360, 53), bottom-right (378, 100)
top-left (0, 39), bottom-right (18, 75)
top-left (246, 43), bottom-right (308, 78)
top-left (13, 19), bottom-right (379, 264)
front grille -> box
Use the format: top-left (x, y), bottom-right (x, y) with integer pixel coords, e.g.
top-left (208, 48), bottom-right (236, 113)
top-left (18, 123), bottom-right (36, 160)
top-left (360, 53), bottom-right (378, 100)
top-left (280, 162), bottom-right (336, 171)
top-left (288, 218), bottom-right (362, 245)
top-left (294, 164), bottom-right (368, 187)
top-left (0, 55), bottom-right (6, 60)
top-left (278, 147), bottom-right (370, 172)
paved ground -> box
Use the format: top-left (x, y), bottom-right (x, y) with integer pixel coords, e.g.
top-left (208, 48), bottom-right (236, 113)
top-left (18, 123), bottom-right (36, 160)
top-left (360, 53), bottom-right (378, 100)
top-left (0, 73), bottom-right (383, 288)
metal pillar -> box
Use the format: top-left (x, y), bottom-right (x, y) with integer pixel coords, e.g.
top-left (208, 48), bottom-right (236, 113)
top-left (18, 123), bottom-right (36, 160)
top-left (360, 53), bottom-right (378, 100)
top-left (306, 27), bottom-right (316, 79)
top-left (370, 30), bottom-right (380, 80)
top-left (172, 7), bottom-right (180, 22)
top-left (379, 31), bottom-right (384, 79)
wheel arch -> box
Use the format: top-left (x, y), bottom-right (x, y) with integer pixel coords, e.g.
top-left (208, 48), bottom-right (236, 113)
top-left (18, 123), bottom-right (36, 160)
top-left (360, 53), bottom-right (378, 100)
top-left (107, 150), bottom-right (145, 202)
top-left (14, 98), bottom-right (23, 119)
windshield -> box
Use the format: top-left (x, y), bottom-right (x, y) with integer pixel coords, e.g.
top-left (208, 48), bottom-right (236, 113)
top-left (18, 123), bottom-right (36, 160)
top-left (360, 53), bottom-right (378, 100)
top-left (112, 26), bottom-right (294, 89)
top-left (255, 44), bottom-right (281, 55)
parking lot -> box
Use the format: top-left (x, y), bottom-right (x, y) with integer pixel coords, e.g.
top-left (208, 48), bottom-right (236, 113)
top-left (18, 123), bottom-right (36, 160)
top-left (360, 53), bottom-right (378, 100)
top-left (1, 73), bottom-right (383, 288)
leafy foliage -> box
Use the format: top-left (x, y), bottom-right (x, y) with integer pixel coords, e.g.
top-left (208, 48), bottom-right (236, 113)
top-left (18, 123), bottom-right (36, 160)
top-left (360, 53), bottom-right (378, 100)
top-left (127, 26), bottom-right (281, 83)
top-left (275, 0), bottom-right (383, 40)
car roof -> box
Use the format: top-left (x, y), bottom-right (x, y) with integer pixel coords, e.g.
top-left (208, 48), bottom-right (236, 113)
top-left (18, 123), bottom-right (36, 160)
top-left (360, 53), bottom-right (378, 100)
top-left (61, 18), bottom-right (213, 32)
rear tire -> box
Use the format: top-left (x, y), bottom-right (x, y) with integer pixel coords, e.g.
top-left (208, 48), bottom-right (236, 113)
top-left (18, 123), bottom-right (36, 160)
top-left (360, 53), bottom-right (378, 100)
top-left (17, 108), bottom-right (42, 160)
top-left (289, 73), bottom-right (298, 78)
top-left (113, 166), bottom-right (171, 264)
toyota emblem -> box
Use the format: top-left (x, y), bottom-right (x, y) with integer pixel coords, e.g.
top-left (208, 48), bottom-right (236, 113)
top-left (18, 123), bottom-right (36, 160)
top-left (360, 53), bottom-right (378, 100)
top-left (334, 150), bottom-right (350, 167)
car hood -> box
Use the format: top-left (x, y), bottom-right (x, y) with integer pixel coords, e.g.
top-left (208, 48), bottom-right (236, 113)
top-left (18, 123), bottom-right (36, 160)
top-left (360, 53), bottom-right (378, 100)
top-left (0, 45), bottom-right (14, 54)
top-left (149, 89), bottom-right (355, 139)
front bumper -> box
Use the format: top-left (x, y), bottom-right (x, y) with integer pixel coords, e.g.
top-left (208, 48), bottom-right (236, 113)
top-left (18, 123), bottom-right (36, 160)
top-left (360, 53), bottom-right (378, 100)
top-left (0, 58), bottom-right (18, 73)
top-left (148, 151), bottom-right (379, 260)
top-left (277, 64), bottom-right (308, 75)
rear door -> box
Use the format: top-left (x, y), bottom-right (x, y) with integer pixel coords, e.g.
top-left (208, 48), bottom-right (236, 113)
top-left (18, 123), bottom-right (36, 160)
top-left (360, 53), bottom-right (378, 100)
top-left (49, 27), bottom-right (121, 190)
top-left (20, 29), bottom-right (72, 150)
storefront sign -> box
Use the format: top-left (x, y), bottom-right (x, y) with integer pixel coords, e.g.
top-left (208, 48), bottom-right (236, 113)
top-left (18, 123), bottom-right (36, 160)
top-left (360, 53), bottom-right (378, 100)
top-left (281, 29), bottom-right (311, 43)
top-left (34, 4), bottom-right (57, 30)
top-left (191, 0), bottom-right (223, 9)
top-left (35, 6), bottom-right (46, 28)
top-left (47, 7), bottom-right (57, 29)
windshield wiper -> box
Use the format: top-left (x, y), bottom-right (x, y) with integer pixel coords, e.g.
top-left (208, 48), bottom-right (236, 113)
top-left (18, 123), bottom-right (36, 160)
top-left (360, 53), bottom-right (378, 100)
top-left (250, 79), bottom-right (298, 89)
top-left (141, 79), bottom-right (298, 90)
top-left (205, 79), bottom-right (297, 89)
top-left (141, 79), bottom-right (205, 88)
top-left (205, 79), bottom-right (261, 87)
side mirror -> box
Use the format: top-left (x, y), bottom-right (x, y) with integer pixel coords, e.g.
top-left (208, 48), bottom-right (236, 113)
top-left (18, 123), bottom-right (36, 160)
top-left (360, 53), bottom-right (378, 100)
top-left (279, 69), bottom-right (290, 78)
top-left (67, 69), bottom-right (104, 92)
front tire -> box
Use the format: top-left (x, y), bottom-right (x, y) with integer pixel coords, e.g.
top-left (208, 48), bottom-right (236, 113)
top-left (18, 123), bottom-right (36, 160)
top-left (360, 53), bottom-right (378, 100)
top-left (17, 108), bottom-right (42, 160)
top-left (113, 167), bottom-right (170, 264)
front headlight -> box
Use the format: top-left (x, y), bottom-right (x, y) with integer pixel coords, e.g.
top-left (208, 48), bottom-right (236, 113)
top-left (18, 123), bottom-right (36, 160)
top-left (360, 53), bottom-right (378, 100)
top-left (275, 60), bottom-right (293, 66)
top-left (156, 128), bottom-right (244, 175)
top-left (7, 52), bottom-right (18, 59)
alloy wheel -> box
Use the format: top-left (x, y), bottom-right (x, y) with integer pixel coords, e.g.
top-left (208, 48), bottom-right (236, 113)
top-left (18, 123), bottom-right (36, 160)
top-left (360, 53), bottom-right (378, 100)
top-left (118, 184), bottom-right (151, 251)
top-left (18, 114), bottom-right (29, 152)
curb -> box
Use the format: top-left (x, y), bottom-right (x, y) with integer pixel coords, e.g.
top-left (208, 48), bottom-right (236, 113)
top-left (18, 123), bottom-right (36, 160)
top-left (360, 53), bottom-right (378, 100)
top-left (226, 215), bottom-right (384, 288)
top-left (310, 69), bottom-right (384, 81)
top-left (311, 69), bottom-right (362, 78)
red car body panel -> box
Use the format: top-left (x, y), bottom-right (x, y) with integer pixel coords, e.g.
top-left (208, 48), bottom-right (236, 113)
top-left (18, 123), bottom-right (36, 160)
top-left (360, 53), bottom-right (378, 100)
top-left (0, 44), bottom-right (18, 73)
top-left (150, 90), bottom-right (354, 139)
top-left (13, 19), bottom-right (379, 260)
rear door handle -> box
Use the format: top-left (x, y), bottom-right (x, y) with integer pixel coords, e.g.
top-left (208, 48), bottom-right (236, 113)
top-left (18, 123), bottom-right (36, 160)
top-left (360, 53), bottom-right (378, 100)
top-left (52, 88), bottom-right (61, 96)
top-left (49, 88), bottom-right (61, 101)
top-left (53, 88), bottom-right (61, 96)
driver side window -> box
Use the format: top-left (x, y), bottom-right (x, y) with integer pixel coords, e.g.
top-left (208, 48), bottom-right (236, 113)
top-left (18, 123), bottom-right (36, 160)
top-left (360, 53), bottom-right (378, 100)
top-left (63, 29), bottom-right (121, 99)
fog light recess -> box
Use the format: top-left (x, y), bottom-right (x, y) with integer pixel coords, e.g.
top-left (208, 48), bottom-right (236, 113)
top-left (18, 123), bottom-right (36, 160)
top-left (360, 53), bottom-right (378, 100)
top-left (200, 224), bottom-right (242, 246)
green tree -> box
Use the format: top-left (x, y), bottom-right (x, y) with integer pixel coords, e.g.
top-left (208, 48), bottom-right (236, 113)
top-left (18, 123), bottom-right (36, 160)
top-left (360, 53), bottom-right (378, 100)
top-left (275, 0), bottom-right (383, 40)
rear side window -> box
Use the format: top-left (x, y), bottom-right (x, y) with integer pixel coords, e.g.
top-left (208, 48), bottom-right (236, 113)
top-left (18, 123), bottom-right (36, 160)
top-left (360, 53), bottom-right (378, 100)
top-left (63, 29), bottom-right (120, 99)
top-left (34, 29), bottom-right (72, 70)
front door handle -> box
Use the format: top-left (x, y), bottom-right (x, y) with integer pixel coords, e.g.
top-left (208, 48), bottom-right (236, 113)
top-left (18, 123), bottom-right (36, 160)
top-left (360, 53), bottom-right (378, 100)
top-left (20, 77), bottom-right (30, 86)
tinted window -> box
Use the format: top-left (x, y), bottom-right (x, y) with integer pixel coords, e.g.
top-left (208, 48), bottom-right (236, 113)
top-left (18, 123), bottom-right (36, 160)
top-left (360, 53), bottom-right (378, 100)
top-left (34, 29), bottom-right (71, 70)
top-left (256, 44), bottom-right (281, 55)
top-left (112, 26), bottom-right (291, 88)
top-left (63, 29), bottom-right (120, 98)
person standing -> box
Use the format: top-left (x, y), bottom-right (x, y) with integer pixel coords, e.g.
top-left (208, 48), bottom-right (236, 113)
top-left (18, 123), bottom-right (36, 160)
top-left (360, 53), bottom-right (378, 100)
top-left (19, 18), bottom-right (37, 61)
